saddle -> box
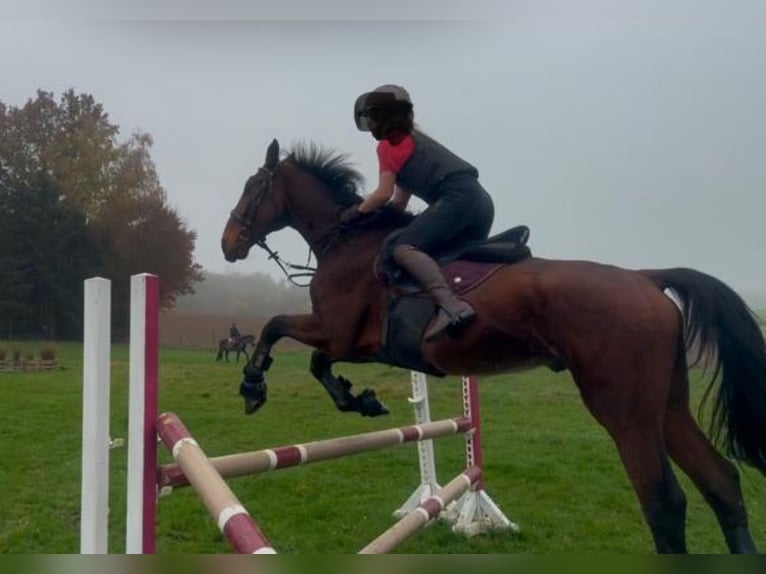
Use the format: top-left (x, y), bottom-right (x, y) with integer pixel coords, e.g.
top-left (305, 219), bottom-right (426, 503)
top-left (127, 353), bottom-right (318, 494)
top-left (376, 224), bottom-right (531, 294)
top-left (375, 225), bottom-right (532, 375)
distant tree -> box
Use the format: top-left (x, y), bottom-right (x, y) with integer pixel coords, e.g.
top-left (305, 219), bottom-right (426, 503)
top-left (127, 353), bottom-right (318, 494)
top-left (0, 91), bottom-right (117, 217)
top-left (0, 175), bottom-right (100, 338)
top-left (89, 132), bottom-right (203, 335)
top-left (0, 90), bottom-right (203, 338)
top-left (0, 188), bottom-right (33, 338)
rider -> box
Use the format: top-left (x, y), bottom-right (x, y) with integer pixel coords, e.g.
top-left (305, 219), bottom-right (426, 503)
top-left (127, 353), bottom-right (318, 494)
top-left (341, 84), bottom-right (495, 342)
top-left (229, 321), bottom-right (241, 344)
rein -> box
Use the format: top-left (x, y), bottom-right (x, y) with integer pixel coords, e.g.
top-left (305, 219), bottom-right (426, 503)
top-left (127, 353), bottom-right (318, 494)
top-left (254, 221), bottom-right (348, 287)
top-left (255, 239), bottom-right (317, 288)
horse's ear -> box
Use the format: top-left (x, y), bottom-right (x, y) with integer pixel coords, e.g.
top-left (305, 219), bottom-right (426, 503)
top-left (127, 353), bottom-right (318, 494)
top-left (265, 139), bottom-right (279, 169)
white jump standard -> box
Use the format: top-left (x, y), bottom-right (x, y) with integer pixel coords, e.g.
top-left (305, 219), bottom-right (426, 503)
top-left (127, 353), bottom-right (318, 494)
top-left (80, 277), bottom-right (112, 554)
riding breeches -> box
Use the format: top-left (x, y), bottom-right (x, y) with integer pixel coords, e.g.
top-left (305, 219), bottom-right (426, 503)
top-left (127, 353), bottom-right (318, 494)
top-left (380, 175), bottom-right (494, 270)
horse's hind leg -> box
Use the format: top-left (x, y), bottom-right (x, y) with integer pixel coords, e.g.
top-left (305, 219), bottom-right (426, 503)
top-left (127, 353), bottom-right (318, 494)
top-left (574, 368), bottom-right (688, 552)
top-left (611, 426), bottom-right (689, 552)
top-left (664, 364), bottom-right (757, 553)
top-left (309, 350), bottom-right (389, 416)
top-left (309, 350), bottom-right (357, 412)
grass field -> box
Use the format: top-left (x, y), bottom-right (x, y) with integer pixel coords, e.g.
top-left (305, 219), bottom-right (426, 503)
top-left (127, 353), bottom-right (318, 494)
top-left (0, 342), bottom-right (764, 554)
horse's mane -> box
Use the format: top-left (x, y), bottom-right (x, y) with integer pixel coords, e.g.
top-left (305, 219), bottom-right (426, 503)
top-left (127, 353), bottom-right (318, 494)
top-left (286, 141), bottom-right (414, 229)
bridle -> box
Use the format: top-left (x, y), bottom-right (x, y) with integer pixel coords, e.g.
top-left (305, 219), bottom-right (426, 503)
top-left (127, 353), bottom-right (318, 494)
top-left (228, 164), bottom-right (318, 287)
top-left (229, 166), bottom-right (273, 248)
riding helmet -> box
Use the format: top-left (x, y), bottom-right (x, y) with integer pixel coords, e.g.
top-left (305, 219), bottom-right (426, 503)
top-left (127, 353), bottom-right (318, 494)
top-left (354, 84), bottom-right (414, 133)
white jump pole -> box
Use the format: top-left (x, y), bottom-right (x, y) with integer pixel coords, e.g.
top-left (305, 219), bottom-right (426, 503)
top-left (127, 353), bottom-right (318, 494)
top-left (80, 277), bottom-right (112, 554)
top-left (125, 273), bottom-right (160, 553)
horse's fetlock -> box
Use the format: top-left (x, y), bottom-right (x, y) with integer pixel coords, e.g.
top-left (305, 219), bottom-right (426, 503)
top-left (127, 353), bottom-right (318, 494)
top-left (243, 363), bottom-right (264, 382)
top-left (251, 350), bottom-right (273, 371)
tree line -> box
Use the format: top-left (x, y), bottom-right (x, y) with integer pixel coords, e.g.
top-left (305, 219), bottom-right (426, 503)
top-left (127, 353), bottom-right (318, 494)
top-left (0, 90), bottom-right (203, 339)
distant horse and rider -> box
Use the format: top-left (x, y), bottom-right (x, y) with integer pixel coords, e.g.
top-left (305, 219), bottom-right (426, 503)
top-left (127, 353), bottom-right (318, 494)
top-left (221, 138), bottom-right (766, 554)
top-left (215, 322), bottom-right (255, 363)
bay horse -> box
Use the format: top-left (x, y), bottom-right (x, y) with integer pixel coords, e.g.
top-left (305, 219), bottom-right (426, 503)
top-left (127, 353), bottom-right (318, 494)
top-left (215, 334), bottom-right (255, 363)
top-left (221, 139), bottom-right (766, 553)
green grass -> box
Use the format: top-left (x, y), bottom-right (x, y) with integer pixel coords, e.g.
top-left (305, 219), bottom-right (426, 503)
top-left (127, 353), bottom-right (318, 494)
top-left (0, 342), bottom-right (763, 553)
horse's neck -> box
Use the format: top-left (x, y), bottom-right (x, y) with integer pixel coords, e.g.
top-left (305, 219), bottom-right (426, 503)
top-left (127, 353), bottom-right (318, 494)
top-left (280, 165), bottom-right (403, 264)
top-left (282, 168), bottom-right (341, 253)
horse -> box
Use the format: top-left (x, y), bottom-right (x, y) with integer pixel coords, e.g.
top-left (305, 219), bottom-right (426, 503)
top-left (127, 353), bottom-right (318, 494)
top-left (215, 334), bottom-right (255, 363)
top-left (221, 139), bottom-right (766, 553)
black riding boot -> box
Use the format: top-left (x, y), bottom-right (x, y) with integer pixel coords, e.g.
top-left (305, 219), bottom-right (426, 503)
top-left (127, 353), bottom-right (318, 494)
top-left (393, 246), bottom-right (477, 342)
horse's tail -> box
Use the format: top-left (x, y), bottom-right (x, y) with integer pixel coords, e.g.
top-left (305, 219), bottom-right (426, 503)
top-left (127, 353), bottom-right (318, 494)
top-left (215, 341), bottom-right (224, 362)
top-left (643, 267), bottom-right (766, 473)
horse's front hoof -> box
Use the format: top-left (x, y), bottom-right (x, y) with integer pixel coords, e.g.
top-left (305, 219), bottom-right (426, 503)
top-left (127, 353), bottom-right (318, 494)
top-left (358, 388), bottom-right (389, 417)
top-left (239, 376), bottom-right (267, 415)
top-left (243, 396), bottom-right (265, 415)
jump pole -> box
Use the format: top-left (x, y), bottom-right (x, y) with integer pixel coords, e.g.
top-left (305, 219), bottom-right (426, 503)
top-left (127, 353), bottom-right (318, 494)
top-left (157, 417), bottom-right (473, 488)
top-left (157, 412), bottom-right (276, 554)
top-left (358, 466), bottom-right (482, 554)
top-left (157, 374), bottom-right (516, 536)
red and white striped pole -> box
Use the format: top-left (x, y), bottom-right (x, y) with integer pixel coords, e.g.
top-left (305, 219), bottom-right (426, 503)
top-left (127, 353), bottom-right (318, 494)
top-left (158, 416), bottom-right (472, 489)
top-left (125, 273), bottom-right (159, 554)
top-left (157, 412), bottom-right (277, 554)
top-left (358, 466), bottom-right (482, 554)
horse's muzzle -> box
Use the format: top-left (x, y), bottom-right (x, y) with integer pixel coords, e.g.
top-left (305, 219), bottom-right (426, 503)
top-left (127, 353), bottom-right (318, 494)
top-left (221, 237), bottom-right (250, 262)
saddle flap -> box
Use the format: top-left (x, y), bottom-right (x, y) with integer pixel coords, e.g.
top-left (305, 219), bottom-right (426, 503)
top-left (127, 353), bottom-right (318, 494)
top-left (442, 260), bottom-right (507, 296)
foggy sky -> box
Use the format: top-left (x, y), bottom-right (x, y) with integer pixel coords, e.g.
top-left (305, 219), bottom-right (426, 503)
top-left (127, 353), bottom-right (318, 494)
top-left (2, 1), bottom-right (764, 299)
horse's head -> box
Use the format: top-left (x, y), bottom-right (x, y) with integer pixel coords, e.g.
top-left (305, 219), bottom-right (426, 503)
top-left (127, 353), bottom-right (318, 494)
top-left (221, 139), bottom-right (287, 262)
top-left (223, 138), bottom-right (411, 266)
